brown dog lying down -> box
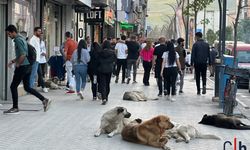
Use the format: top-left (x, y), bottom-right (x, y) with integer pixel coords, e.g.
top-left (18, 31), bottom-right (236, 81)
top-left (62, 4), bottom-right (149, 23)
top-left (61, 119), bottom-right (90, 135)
top-left (121, 115), bottom-right (174, 150)
top-left (199, 114), bottom-right (250, 130)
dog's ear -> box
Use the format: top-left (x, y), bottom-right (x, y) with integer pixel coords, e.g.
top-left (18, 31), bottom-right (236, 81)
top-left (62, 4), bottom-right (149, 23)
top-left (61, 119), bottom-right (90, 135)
top-left (117, 107), bottom-right (124, 114)
top-left (153, 117), bottom-right (161, 124)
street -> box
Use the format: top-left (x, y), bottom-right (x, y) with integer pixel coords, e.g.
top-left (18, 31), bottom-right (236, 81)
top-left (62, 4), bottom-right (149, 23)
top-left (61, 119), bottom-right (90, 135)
top-left (0, 73), bottom-right (250, 150)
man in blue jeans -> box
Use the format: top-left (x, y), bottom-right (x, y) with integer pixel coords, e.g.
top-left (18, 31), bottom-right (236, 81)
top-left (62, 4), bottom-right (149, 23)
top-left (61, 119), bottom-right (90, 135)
top-left (4, 25), bottom-right (51, 114)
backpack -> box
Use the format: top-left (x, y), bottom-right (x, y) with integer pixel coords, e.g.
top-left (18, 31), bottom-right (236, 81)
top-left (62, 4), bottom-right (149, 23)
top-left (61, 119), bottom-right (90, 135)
top-left (27, 44), bottom-right (37, 65)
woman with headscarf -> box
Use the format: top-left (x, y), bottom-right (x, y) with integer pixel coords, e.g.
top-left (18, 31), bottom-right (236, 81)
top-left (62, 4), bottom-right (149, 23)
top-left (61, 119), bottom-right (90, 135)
top-left (88, 42), bottom-right (101, 100)
top-left (97, 40), bottom-right (116, 105)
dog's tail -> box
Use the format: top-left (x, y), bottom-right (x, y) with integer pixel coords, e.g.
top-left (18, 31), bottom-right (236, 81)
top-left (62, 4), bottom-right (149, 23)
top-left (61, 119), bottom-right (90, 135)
top-left (237, 124), bottom-right (250, 130)
top-left (197, 133), bottom-right (221, 140)
top-left (148, 98), bottom-right (159, 101)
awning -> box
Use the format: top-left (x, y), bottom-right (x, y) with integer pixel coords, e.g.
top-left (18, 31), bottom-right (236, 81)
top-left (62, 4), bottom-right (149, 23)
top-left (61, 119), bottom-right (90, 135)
top-left (77, 0), bottom-right (91, 7)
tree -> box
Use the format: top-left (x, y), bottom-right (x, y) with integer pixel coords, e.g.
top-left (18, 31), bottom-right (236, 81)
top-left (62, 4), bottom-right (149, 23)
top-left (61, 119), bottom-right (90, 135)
top-left (183, 0), bottom-right (214, 32)
top-left (206, 29), bottom-right (217, 45)
top-left (238, 19), bottom-right (250, 43)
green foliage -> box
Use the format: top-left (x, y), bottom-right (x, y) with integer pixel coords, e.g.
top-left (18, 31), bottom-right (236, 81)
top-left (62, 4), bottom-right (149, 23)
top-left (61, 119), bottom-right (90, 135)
top-left (206, 29), bottom-right (217, 45)
top-left (183, 0), bottom-right (214, 16)
top-left (238, 19), bottom-right (250, 43)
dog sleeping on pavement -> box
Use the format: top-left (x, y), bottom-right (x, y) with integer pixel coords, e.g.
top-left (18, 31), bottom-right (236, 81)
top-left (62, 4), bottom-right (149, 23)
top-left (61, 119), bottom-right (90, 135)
top-left (199, 114), bottom-right (250, 130)
top-left (94, 106), bottom-right (132, 138)
top-left (163, 122), bottom-right (221, 143)
top-left (123, 91), bottom-right (158, 101)
top-left (121, 115), bottom-right (174, 150)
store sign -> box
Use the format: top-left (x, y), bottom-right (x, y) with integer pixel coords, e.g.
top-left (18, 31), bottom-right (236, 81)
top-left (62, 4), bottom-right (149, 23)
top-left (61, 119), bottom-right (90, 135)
top-left (84, 9), bottom-right (104, 23)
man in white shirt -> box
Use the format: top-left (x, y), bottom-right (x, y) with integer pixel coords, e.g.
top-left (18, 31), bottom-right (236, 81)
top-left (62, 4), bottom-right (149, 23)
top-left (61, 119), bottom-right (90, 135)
top-left (29, 27), bottom-right (48, 92)
top-left (115, 35), bottom-right (128, 83)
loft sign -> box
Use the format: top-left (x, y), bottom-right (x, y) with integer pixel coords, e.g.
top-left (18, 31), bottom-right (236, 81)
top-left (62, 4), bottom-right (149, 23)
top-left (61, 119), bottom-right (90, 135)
top-left (84, 9), bottom-right (104, 23)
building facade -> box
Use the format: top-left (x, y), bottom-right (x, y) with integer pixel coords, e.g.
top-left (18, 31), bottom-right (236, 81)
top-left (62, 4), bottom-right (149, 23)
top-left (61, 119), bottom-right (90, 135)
top-left (0, 0), bottom-right (91, 100)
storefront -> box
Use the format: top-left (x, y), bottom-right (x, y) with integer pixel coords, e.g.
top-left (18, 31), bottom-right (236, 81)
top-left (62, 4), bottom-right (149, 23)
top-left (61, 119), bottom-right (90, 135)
top-left (0, 1), bottom-right (7, 100)
top-left (43, 1), bottom-right (63, 57)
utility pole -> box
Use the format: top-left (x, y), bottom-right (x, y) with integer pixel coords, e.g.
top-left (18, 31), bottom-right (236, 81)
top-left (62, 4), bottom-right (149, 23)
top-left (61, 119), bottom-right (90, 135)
top-left (222, 0), bottom-right (227, 55)
top-left (115, 0), bottom-right (118, 38)
top-left (185, 0), bottom-right (189, 49)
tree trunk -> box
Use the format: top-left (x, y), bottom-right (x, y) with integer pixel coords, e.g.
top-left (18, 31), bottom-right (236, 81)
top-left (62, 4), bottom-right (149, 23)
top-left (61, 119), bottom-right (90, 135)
top-left (233, 0), bottom-right (242, 66)
top-left (194, 11), bottom-right (198, 33)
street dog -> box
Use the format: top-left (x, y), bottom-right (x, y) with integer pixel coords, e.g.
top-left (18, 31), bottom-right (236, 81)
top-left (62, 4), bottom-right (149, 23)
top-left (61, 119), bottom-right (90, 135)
top-left (199, 114), bottom-right (250, 130)
top-left (94, 107), bottom-right (131, 137)
top-left (121, 115), bottom-right (174, 150)
top-left (123, 91), bottom-right (158, 101)
top-left (164, 123), bottom-right (221, 143)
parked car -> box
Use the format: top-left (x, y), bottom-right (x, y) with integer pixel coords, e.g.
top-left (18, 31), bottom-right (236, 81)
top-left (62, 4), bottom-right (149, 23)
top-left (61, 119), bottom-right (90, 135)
top-left (226, 44), bottom-right (250, 90)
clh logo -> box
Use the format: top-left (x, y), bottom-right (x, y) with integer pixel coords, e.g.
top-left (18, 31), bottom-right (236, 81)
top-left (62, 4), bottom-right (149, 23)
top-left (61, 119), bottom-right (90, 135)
top-left (224, 137), bottom-right (247, 150)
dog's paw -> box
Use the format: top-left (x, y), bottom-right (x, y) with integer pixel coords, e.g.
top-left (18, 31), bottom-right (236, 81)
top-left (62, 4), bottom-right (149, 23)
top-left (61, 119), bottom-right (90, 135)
top-left (163, 145), bottom-right (171, 150)
top-left (107, 133), bottom-right (114, 138)
top-left (94, 132), bottom-right (101, 137)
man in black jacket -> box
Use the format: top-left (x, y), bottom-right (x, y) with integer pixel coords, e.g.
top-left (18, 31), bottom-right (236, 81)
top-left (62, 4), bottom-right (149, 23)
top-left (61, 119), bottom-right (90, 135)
top-left (191, 32), bottom-right (211, 95)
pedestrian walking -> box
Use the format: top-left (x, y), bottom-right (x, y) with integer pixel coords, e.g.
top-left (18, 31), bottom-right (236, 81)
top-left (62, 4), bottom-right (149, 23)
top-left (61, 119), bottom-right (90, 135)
top-left (37, 35), bottom-right (48, 92)
top-left (98, 40), bottom-right (116, 105)
top-left (88, 42), bottom-right (101, 100)
top-left (175, 38), bottom-right (186, 94)
top-left (115, 35), bottom-right (128, 83)
top-left (161, 41), bottom-right (182, 101)
top-left (29, 27), bottom-right (48, 92)
top-left (209, 47), bottom-right (217, 77)
top-left (138, 40), bottom-right (154, 86)
top-left (4, 25), bottom-right (51, 114)
top-left (126, 35), bottom-right (140, 84)
top-left (153, 37), bottom-right (168, 96)
top-left (191, 32), bottom-right (211, 95)
top-left (71, 40), bottom-right (90, 100)
top-left (64, 31), bottom-right (78, 93)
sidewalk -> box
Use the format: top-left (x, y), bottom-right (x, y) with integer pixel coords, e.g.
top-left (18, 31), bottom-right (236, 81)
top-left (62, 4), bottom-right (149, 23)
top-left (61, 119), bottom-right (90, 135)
top-left (0, 73), bottom-right (249, 150)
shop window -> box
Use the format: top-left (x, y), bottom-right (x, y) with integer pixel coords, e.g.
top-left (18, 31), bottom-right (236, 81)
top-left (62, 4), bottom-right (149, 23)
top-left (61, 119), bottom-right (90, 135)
top-left (13, 0), bottom-right (36, 38)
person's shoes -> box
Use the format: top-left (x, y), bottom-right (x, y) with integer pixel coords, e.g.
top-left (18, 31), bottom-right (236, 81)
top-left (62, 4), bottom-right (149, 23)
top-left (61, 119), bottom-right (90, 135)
top-left (158, 93), bottom-right (162, 97)
top-left (171, 96), bottom-right (176, 102)
top-left (77, 92), bottom-right (84, 100)
top-left (179, 90), bottom-right (184, 94)
top-left (197, 91), bottom-right (201, 95)
top-left (115, 77), bottom-right (119, 83)
top-left (144, 83), bottom-right (150, 86)
top-left (101, 99), bottom-right (107, 105)
top-left (164, 90), bottom-right (168, 96)
top-left (42, 88), bottom-right (48, 93)
top-left (132, 81), bottom-right (137, 84)
top-left (202, 86), bottom-right (206, 94)
top-left (127, 78), bottom-right (131, 84)
top-left (93, 97), bottom-right (97, 101)
top-left (66, 90), bottom-right (75, 94)
top-left (121, 81), bottom-right (125, 84)
top-left (43, 98), bottom-right (52, 112)
top-left (166, 95), bottom-right (170, 101)
top-left (3, 108), bottom-right (19, 114)
top-left (97, 92), bottom-right (102, 100)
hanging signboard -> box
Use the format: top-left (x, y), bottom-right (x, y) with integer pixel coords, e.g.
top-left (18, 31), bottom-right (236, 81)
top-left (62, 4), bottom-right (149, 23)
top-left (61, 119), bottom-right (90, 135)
top-left (84, 9), bottom-right (105, 23)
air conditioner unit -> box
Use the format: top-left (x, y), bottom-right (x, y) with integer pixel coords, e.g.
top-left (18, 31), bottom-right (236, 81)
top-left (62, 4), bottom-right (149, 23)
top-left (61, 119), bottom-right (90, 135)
top-left (137, 6), bottom-right (143, 13)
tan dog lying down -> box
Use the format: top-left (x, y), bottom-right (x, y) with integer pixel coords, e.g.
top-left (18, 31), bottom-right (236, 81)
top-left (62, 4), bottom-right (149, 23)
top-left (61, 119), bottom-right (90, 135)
top-left (164, 123), bottom-right (221, 143)
top-left (94, 107), bottom-right (131, 138)
top-left (123, 91), bottom-right (158, 101)
top-left (121, 115), bottom-right (174, 150)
